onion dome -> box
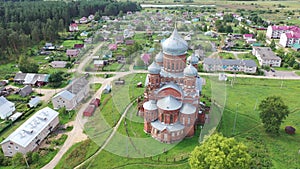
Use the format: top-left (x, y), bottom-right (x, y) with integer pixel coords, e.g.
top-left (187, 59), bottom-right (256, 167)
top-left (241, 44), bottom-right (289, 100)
top-left (187, 53), bottom-right (199, 65)
top-left (162, 28), bottom-right (188, 56)
top-left (148, 61), bottom-right (161, 74)
top-left (184, 64), bottom-right (198, 77)
top-left (157, 95), bottom-right (182, 111)
top-left (155, 51), bottom-right (163, 63)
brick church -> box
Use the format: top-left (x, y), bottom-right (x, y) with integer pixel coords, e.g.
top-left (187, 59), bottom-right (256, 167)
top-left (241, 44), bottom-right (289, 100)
top-left (139, 28), bottom-right (204, 143)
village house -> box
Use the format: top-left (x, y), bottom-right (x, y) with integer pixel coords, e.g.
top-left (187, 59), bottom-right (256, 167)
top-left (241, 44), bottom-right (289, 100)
top-left (108, 44), bottom-right (117, 51)
top-left (0, 96), bottom-right (15, 119)
top-left (69, 23), bottom-right (79, 32)
top-left (19, 85), bottom-right (33, 97)
top-left (66, 49), bottom-right (80, 57)
top-left (52, 76), bottom-right (89, 110)
top-left (243, 34), bottom-right (254, 40)
top-left (139, 28), bottom-right (204, 144)
top-left (14, 73), bottom-right (49, 86)
top-left (43, 43), bottom-right (55, 50)
top-left (51, 61), bottom-right (67, 68)
top-left (279, 31), bottom-right (300, 47)
top-left (94, 60), bottom-right (107, 69)
top-left (79, 17), bottom-right (88, 24)
top-left (1, 107), bottom-right (59, 157)
top-left (203, 58), bottom-right (257, 74)
top-left (125, 40), bottom-right (134, 45)
top-left (252, 47), bottom-right (281, 67)
top-left (115, 36), bottom-right (124, 44)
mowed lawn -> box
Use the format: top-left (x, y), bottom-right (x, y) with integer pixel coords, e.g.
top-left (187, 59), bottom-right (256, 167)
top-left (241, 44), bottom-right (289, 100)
top-left (56, 75), bottom-right (300, 168)
top-left (219, 77), bottom-right (300, 168)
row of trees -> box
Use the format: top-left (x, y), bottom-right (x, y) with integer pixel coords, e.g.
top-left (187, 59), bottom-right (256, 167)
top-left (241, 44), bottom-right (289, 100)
top-left (0, 0), bottom-right (141, 63)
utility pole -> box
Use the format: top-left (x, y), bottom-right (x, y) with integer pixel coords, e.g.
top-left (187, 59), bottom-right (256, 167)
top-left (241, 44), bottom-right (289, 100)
top-left (232, 103), bottom-right (239, 135)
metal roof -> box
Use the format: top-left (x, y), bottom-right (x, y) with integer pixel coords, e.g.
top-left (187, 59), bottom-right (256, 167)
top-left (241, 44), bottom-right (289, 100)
top-left (203, 58), bottom-right (257, 67)
top-left (253, 47), bottom-right (281, 60)
top-left (157, 95), bottom-right (182, 111)
top-left (157, 82), bottom-right (183, 95)
top-left (54, 90), bottom-right (75, 101)
top-left (162, 28), bottom-right (188, 56)
top-left (187, 53), bottom-right (199, 65)
top-left (66, 76), bottom-right (89, 95)
top-left (184, 64), bottom-right (198, 77)
top-left (160, 69), bottom-right (184, 78)
top-left (1, 107), bottom-right (59, 148)
top-left (180, 103), bottom-right (196, 114)
top-left (148, 61), bottom-right (161, 74)
top-left (151, 120), bottom-right (185, 132)
top-left (155, 51), bottom-right (164, 63)
top-left (143, 100), bottom-right (158, 110)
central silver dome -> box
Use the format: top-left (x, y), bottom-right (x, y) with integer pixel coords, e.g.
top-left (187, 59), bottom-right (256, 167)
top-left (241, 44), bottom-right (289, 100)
top-left (162, 28), bottom-right (188, 56)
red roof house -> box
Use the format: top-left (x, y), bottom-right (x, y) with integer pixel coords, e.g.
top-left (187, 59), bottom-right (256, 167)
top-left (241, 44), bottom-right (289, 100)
top-left (141, 53), bottom-right (151, 65)
top-left (83, 105), bottom-right (96, 117)
top-left (243, 34), bottom-right (254, 40)
top-left (108, 44), bottom-right (117, 51)
top-left (69, 23), bottom-right (79, 32)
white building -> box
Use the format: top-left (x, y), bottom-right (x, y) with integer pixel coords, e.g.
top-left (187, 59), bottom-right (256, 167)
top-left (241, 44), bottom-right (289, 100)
top-left (0, 96), bottom-right (15, 119)
top-left (252, 47), bottom-right (281, 67)
top-left (203, 58), bottom-right (257, 74)
top-left (266, 25), bottom-right (300, 39)
top-left (52, 76), bottom-right (89, 110)
top-left (279, 31), bottom-right (300, 47)
top-left (1, 107), bottom-right (59, 157)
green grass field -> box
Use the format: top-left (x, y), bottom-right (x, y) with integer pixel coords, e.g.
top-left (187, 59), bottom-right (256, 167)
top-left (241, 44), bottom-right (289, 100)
top-left (57, 74), bottom-right (300, 168)
top-left (62, 40), bottom-right (84, 49)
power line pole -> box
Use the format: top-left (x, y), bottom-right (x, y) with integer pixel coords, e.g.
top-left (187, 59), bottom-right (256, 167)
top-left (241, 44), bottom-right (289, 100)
top-left (232, 103), bottom-right (239, 135)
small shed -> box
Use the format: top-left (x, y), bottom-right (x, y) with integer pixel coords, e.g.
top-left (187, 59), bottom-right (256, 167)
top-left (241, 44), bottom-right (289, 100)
top-left (83, 105), bottom-right (96, 117)
top-left (8, 112), bottom-right (22, 122)
top-left (19, 85), bottom-right (33, 97)
top-left (285, 126), bottom-right (296, 135)
top-left (28, 97), bottom-right (41, 108)
top-left (90, 98), bottom-right (100, 107)
top-left (103, 84), bottom-right (112, 94)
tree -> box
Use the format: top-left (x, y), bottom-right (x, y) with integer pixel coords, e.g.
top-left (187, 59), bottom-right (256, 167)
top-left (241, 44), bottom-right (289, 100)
top-left (12, 152), bottom-right (24, 166)
top-left (18, 55), bottom-right (39, 73)
top-left (259, 96), bottom-right (290, 134)
top-left (48, 71), bottom-right (64, 88)
top-left (189, 133), bottom-right (251, 169)
top-left (270, 39), bottom-right (276, 50)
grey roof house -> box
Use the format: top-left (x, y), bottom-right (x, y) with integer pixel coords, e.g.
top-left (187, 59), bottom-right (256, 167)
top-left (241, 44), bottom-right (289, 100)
top-left (51, 61), bottom-right (67, 68)
top-left (19, 85), bottom-right (33, 97)
top-left (52, 76), bottom-right (89, 110)
top-left (203, 58), bottom-right (257, 74)
top-left (14, 73), bottom-right (49, 86)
